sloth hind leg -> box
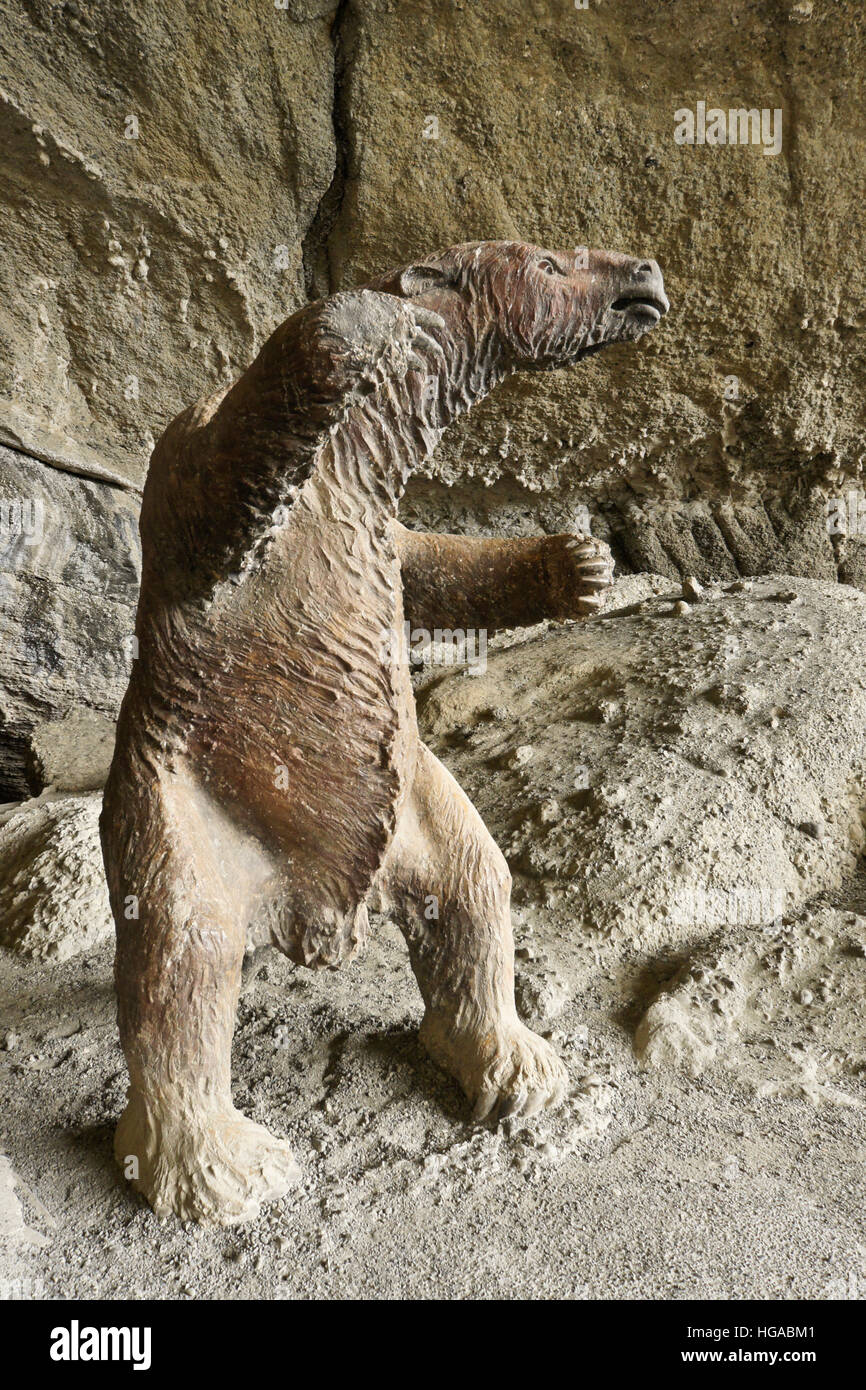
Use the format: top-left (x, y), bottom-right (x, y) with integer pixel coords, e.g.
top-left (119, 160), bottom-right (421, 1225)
top-left (103, 762), bottom-right (299, 1225)
top-left (377, 741), bottom-right (567, 1122)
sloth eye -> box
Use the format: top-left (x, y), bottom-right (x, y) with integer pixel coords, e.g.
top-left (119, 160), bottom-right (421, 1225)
top-left (537, 257), bottom-right (561, 276)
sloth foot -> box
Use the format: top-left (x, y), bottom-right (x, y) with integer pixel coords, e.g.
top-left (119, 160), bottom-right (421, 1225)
top-left (546, 533), bottom-right (615, 617)
top-left (115, 1094), bottom-right (300, 1226)
top-left (421, 1014), bottom-right (568, 1123)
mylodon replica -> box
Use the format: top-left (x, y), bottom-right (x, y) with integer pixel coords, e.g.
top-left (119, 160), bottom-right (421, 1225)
top-left (101, 240), bottom-right (669, 1224)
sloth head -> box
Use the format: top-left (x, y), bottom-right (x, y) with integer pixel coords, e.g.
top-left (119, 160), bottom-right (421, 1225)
top-left (378, 239), bottom-right (669, 371)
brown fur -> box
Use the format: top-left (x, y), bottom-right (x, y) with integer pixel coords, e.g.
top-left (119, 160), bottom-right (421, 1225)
top-left (101, 241), bottom-right (668, 1223)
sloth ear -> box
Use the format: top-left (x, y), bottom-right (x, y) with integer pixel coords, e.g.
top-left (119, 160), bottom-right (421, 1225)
top-left (398, 262), bottom-right (457, 296)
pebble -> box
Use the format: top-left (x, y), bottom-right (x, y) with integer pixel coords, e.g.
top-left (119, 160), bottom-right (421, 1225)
top-left (797, 820), bottom-right (824, 840)
top-left (682, 575), bottom-right (705, 602)
top-left (511, 744), bottom-right (534, 767)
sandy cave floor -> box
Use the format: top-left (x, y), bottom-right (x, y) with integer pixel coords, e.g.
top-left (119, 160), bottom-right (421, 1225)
top-left (1, 881), bottom-right (864, 1301)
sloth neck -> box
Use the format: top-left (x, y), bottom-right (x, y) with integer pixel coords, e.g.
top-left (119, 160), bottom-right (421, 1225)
top-left (313, 306), bottom-right (512, 519)
top-left (418, 299), bottom-right (512, 434)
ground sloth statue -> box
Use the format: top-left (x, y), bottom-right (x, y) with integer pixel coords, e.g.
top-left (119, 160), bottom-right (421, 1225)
top-left (101, 240), bottom-right (669, 1224)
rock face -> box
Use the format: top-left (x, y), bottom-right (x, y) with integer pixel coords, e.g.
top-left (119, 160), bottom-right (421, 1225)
top-left (1, 2), bottom-right (863, 571)
top-left (0, 0), bottom-right (336, 486)
top-left (0, 445), bottom-right (140, 799)
top-left (0, 793), bottom-right (110, 962)
top-left (27, 711), bottom-right (117, 794)
top-left (417, 576), bottom-right (866, 953)
top-left (333, 2), bottom-right (865, 555)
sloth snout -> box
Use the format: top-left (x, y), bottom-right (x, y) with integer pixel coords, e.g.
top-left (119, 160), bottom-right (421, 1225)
top-left (607, 258), bottom-right (669, 320)
top-left (627, 258), bottom-right (669, 315)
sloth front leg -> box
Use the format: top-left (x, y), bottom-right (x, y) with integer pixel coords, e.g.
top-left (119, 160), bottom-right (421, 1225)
top-left (395, 522), bottom-right (614, 633)
top-left (102, 762), bottom-right (299, 1226)
top-left (377, 742), bottom-right (567, 1121)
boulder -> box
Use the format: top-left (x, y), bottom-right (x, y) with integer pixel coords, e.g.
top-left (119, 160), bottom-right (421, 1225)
top-left (0, 446), bottom-right (139, 799)
top-left (0, 792), bottom-right (111, 963)
top-left (418, 576), bottom-right (866, 953)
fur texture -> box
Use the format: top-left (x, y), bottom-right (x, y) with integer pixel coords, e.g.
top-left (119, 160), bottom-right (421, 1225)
top-left (101, 241), bottom-right (668, 1223)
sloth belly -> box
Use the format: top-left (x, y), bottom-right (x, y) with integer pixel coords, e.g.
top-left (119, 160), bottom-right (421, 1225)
top-left (170, 498), bottom-right (417, 958)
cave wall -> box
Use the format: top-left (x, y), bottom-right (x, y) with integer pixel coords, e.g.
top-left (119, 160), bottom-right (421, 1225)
top-left (0, 0), bottom-right (336, 484)
top-left (2, 0), bottom-right (863, 506)
top-left (1, 0), bottom-right (864, 793)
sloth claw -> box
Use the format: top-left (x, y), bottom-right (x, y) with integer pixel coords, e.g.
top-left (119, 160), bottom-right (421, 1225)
top-left (423, 1017), bottom-right (568, 1126)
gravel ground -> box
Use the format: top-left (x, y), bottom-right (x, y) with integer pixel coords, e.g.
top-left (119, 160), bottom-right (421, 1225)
top-left (1, 893), bottom-right (863, 1300)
